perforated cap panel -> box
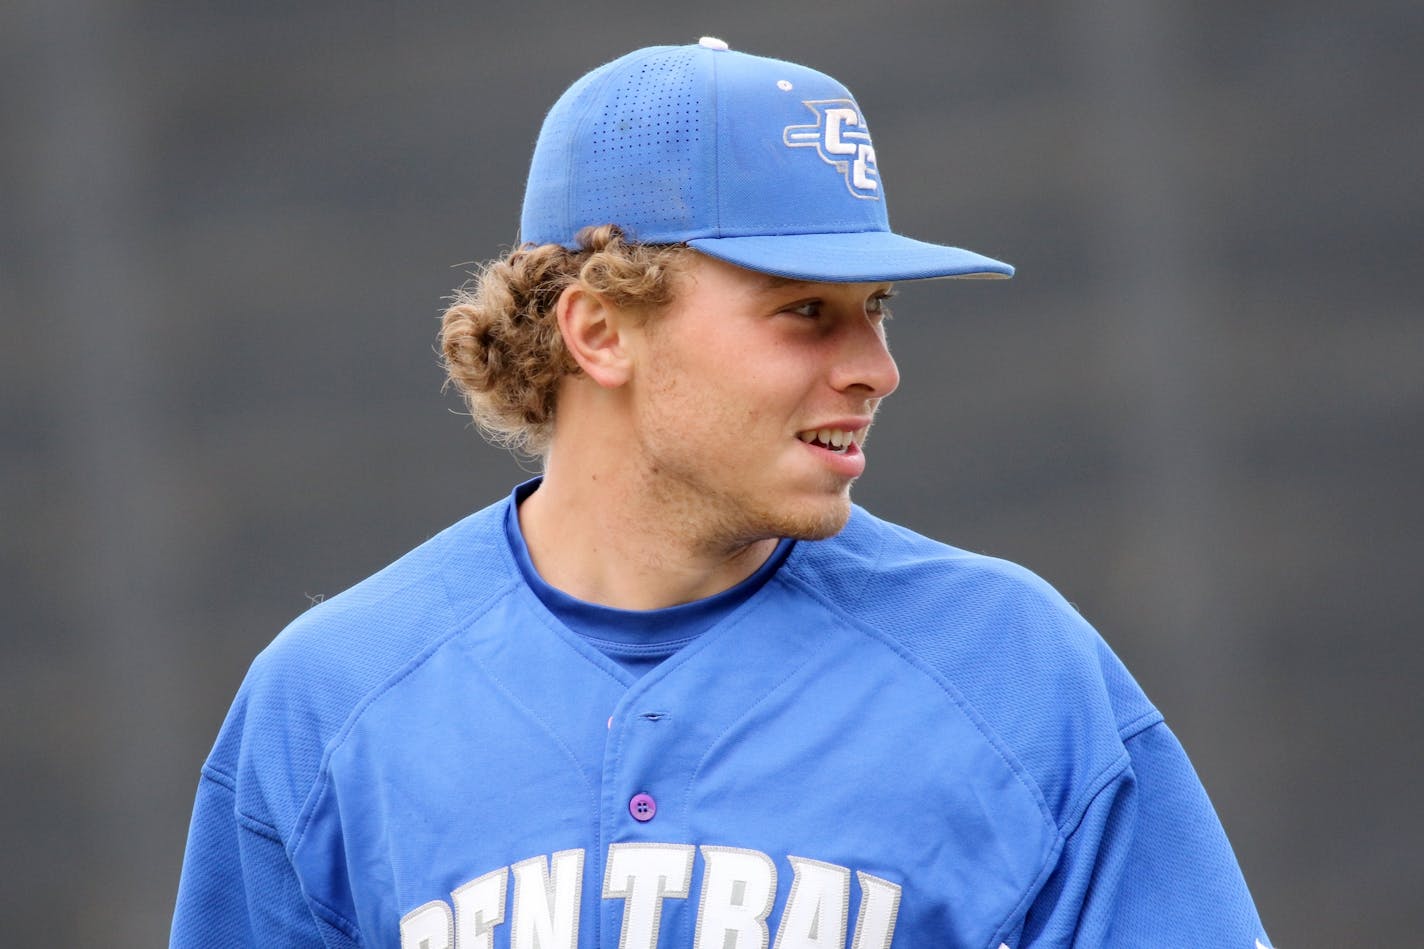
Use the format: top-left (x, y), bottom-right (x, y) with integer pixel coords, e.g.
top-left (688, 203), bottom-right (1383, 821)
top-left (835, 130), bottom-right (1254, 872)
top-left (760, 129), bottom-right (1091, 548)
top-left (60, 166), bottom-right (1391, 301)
top-left (522, 46), bottom-right (713, 247)
top-left (579, 48), bottom-right (704, 239)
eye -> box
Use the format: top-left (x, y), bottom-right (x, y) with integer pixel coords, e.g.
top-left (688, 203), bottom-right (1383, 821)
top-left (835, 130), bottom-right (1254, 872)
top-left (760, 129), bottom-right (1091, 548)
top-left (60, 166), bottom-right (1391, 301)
top-left (867, 289), bottom-right (896, 320)
top-left (783, 299), bottom-right (823, 319)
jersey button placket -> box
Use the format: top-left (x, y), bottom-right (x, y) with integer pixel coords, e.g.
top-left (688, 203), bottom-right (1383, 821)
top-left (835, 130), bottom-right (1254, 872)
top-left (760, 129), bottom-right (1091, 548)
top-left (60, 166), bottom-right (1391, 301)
top-left (603, 695), bottom-right (694, 940)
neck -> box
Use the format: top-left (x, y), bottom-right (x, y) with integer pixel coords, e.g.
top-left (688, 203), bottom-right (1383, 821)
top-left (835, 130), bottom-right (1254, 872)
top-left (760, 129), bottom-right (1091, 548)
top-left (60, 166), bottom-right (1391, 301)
top-left (517, 447), bottom-right (779, 612)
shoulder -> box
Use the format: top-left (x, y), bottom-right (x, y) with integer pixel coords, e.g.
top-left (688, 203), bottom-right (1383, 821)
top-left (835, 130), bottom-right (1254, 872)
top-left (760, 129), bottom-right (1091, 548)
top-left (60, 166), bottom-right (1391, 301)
top-left (787, 506), bottom-right (1161, 827)
top-left (203, 496), bottom-right (520, 838)
top-left (252, 496), bottom-right (517, 694)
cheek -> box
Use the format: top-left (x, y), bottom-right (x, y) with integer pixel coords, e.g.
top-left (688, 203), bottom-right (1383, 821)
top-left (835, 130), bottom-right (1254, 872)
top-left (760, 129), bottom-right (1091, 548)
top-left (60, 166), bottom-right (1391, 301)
top-left (646, 342), bottom-right (736, 415)
top-left (640, 331), bottom-right (811, 440)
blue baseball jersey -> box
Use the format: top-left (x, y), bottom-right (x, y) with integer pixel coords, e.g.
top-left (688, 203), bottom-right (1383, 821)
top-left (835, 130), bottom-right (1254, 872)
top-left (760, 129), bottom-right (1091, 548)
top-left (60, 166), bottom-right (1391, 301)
top-left (172, 490), bottom-right (1270, 948)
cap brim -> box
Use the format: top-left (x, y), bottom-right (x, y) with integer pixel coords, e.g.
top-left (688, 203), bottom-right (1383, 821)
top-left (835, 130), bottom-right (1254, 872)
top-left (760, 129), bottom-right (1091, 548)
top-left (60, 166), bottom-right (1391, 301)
top-left (685, 230), bottom-right (1013, 283)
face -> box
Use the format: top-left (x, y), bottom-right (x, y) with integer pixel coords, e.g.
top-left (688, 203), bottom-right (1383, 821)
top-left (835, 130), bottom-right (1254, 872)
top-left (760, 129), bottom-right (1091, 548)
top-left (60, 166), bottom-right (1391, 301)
top-left (624, 252), bottom-right (900, 551)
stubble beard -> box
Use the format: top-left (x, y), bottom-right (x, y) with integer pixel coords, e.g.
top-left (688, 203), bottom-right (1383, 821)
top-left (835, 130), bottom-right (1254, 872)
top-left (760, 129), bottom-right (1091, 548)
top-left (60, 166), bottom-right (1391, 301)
top-left (631, 359), bottom-right (862, 555)
top-left (735, 483), bottom-right (854, 544)
top-left (630, 413), bottom-right (865, 556)
top-left (646, 465), bottom-right (857, 558)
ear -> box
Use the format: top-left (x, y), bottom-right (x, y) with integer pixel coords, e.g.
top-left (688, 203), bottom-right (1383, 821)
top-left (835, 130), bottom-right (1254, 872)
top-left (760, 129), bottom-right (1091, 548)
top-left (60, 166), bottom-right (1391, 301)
top-left (555, 283), bottom-right (633, 389)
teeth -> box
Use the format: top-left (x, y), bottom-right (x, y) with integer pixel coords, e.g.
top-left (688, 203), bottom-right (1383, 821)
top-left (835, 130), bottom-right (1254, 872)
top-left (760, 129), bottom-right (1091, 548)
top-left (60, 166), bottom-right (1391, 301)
top-left (798, 427), bottom-right (861, 451)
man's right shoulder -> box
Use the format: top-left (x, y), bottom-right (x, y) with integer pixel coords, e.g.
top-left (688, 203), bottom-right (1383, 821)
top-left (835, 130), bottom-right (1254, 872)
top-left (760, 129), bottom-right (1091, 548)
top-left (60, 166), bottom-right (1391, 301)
top-left (202, 498), bottom-right (522, 833)
top-left (250, 498), bottom-right (518, 694)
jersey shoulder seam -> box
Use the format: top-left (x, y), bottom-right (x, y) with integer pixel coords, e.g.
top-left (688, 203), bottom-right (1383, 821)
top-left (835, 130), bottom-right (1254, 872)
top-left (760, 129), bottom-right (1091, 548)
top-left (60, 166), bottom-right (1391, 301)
top-left (288, 579), bottom-right (520, 858)
top-left (775, 568), bottom-right (1059, 834)
top-left (1118, 707), bottom-right (1165, 743)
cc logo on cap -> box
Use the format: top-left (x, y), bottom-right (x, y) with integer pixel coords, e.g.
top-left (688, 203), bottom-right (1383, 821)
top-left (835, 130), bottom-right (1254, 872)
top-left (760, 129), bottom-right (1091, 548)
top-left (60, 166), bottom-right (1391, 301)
top-left (783, 99), bottom-right (881, 199)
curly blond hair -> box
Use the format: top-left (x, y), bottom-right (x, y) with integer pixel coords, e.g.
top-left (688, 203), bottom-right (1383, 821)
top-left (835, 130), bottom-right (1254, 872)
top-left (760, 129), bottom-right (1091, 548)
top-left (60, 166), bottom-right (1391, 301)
top-left (440, 225), bottom-right (689, 456)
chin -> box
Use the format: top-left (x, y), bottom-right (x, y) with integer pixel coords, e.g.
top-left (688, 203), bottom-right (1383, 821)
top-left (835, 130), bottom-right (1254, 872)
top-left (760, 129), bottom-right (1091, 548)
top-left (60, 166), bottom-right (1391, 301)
top-left (759, 492), bottom-right (854, 542)
top-left (696, 479), bottom-right (857, 552)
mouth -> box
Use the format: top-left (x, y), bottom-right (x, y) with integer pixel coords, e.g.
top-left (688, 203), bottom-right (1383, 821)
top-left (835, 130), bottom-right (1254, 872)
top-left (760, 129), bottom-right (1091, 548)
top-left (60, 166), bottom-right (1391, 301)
top-left (795, 426), bottom-right (865, 455)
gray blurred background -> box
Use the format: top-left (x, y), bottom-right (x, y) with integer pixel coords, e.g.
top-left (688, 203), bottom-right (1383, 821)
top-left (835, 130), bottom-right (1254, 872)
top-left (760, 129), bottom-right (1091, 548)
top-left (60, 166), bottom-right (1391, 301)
top-left (3, 0), bottom-right (1420, 945)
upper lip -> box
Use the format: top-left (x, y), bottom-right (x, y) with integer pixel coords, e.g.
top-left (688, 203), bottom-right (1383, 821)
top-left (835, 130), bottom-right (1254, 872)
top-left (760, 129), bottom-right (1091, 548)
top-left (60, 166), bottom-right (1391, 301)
top-left (796, 418), bottom-right (873, 445)
top-left (798, 417), bottom-right (873, 434)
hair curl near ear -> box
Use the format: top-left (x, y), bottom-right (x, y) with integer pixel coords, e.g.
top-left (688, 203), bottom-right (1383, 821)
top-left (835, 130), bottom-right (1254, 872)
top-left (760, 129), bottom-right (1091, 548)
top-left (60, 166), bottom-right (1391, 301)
top-left (440, 225), bottom-right (688, 456)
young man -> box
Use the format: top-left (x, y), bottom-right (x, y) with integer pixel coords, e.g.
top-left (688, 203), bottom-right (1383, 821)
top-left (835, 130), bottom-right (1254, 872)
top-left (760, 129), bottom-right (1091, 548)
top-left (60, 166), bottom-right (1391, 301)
top-left (173, 39), bottom-right (1271, 948)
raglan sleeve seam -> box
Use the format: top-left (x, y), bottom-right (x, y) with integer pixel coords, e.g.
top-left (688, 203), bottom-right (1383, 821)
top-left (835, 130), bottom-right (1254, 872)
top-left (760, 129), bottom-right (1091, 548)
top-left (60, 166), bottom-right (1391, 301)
top-left (307, 895), bottom-right (365, 945)
top-left (1057, 749), bottom-right (1132, 844)
top-left (286, 578), bottom-right (518, 859)
top-left (987, 752), bottom-right (1137, 948)
top-left (777, 568), bottom-right (1061, 838)
top-left (210, 772), bottom-right (366, 943)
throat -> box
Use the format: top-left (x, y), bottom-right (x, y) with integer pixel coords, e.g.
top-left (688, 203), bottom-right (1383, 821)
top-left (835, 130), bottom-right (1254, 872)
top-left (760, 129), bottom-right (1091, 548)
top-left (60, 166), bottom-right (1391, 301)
top-left (520, 480), bottom-right (781, 610)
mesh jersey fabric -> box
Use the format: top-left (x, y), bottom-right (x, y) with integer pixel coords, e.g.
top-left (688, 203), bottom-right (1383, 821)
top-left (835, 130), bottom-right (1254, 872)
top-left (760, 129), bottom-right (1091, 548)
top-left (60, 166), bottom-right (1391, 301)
top-left (172, 492), bottom-right (1269, 948)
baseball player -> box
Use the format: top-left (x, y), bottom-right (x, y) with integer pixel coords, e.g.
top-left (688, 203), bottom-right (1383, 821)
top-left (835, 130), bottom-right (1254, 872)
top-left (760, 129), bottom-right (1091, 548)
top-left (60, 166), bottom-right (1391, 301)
top-left (172, 39), bottom-right (1272, 948)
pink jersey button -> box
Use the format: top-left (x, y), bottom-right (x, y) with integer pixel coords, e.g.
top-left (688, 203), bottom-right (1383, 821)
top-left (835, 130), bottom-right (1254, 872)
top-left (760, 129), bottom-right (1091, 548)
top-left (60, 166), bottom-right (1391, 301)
top-left (629, 793), bottom-right (656, 822)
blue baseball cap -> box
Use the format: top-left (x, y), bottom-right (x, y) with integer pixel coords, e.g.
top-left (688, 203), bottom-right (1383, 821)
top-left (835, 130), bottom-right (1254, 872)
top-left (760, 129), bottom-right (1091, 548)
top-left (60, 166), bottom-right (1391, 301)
top-left (520, 38), bottom-right (1013, 283)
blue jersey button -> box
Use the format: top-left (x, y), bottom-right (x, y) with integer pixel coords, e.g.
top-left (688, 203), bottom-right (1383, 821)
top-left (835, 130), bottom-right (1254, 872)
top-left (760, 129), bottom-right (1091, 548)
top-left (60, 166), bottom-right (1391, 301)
top-left (629, 793), bottom-right (657, 822)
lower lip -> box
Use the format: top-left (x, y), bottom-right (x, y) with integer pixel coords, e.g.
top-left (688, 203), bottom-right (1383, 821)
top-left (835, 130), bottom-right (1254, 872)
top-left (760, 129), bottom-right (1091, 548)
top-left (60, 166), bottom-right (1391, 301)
top-left (799, 438), bottom-right (866, 478)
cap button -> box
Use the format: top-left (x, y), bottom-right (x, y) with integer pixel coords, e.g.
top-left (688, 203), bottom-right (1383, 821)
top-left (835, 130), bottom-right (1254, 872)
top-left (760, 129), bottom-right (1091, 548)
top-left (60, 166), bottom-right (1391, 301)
top-left (698, 36), bottom-right (729, 51)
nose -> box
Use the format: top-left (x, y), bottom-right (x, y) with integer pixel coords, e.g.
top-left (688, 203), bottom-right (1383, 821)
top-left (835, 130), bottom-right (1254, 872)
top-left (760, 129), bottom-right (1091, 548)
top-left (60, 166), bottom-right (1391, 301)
top-left (830, 315), bottom-right (900, 399)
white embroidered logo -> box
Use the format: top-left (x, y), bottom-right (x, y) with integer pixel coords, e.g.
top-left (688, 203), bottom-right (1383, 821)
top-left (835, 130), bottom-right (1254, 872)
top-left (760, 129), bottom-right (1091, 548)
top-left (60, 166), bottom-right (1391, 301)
top-left (783, 99), bottom-right (881, 199)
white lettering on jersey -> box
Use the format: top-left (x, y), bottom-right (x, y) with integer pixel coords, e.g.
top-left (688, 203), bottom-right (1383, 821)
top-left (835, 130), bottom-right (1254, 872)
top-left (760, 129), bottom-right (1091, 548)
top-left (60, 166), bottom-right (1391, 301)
top-left (694, 846), bottom-right (778, 949)
top-left (782, 99), bottom-right (881, 199)
top-left (400, 898), bottom-right (454, 949)
top-left (849, 871), bottom-right (901, 949)
top-left (406, 844), bottom-right (904, 949)
top-left (773, 857), bottom-right (851, 949)
top-left (452, 867), bottom-right (507, 949)
top-left (510, 849), bottom-right (584, 949)
top-left (603, 843), bottom-right (696, 949)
